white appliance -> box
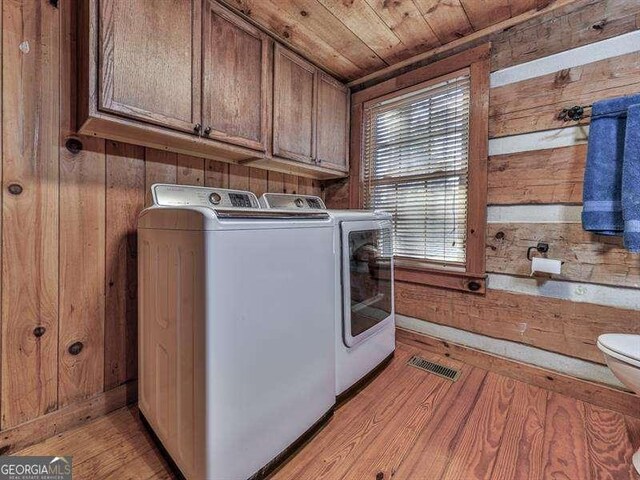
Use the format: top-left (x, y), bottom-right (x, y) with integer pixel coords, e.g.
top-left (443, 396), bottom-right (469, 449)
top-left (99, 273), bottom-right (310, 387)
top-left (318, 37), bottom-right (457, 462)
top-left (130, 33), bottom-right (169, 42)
top-left (260, 193), bottom-right (395, 396)
top-left (138, 184), bottom-right (336, 480)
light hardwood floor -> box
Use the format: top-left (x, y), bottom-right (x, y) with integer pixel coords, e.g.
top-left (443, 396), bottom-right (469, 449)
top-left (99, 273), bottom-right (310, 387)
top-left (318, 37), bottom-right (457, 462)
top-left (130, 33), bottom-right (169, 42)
top-left (15, 340), bottom-right (640, 480)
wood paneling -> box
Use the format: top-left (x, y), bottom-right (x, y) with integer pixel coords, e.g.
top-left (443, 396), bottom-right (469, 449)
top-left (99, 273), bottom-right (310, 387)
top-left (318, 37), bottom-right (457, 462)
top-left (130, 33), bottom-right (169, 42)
top-left (177, 154), bottom-right (205, 186)
top-left (395, 281), bottom-right (640, 364)
top-left (59, 136), bottom-right (106, 406)
top-left (351, 43), bottom-right (491, 105)
top-left (220, 0), bottom-right (586, 82)
top-left (228, 164), bottom-right (251, 191)
top-left (348, 0), bottom-right (582, 90)
top-left (202, 1), bottom-right (271, 150)
top-left (98, 0), bottom-right (201, 133)
top-left (144, 149), bottom-right (177, 206)
top-left (413, 0), bottom-right (474, 44)
top-left (205, 159), bottom-right (229, 188)
top-left (490, 50), bottom-right (640, 137)
top-left (59, 0), bottom-right (106, 407)
top-left (488, 145), bottom-right (587, 205)
top-left (486, 223), bottom-right (640, 288)
top-left (461, 0), bottom-right (512, 30)
top-left (2, 0), bottom-right (60, 429)
top-left (363, 0), bottom-right (440, 58)
top-left (104, 142), bottom-right (145, 390)
top-left (222, 0), bottom-right (380, 79)
top-left (491, 0), bottom-right (640, 71)
top-left (0, 1), bottom-right (322, 438)
top-left (317, 0), bottom-right (406, 63)
top-left (396, 328), bottom-right (640, 418)
top-left (249, 168), bottom-right (268, 198)
top-left (267, 171), bottom-right (285, 193)
top-left (283, 174), bottom-right (298, 194)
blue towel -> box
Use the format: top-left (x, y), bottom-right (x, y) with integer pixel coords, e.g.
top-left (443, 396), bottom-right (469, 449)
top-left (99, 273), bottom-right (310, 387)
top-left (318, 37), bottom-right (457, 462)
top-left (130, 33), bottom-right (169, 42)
top-left (623, 104), bottom-right (640, 252)
top-left (582, 94), bottom-right (640, 235)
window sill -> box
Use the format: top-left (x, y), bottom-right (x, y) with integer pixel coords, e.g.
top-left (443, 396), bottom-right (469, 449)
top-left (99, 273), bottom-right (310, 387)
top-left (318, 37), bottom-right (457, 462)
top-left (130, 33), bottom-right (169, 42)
top-left (394, 264), bottom-right (486, 294)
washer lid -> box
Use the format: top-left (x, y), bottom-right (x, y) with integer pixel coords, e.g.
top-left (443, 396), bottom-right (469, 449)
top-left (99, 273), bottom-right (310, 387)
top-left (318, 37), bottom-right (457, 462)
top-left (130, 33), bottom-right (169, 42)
top-left (260, 192), bottom-right (326, 210)
top-left (597, 334), bottom-right (640, 362)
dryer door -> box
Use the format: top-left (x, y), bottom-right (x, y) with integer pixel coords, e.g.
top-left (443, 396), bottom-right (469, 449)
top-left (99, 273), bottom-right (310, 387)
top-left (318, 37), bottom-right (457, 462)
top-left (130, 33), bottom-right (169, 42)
top-left (342, 219), bottom-right (394, 347)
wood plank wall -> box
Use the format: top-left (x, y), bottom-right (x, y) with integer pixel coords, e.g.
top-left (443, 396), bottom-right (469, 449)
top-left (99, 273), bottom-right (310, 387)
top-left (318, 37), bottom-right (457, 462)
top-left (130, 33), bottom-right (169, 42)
top-left (0, 2), bottom-right (321, 432)
top-left (326, 0), bottom-right (640, 370)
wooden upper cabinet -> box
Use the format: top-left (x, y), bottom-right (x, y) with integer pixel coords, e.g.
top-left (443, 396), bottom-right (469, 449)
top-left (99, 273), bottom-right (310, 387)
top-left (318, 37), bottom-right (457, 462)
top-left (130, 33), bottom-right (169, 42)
top-left (202, 1), bottom-right (271, 151)
top-left (316, 73), bottom-right (349, 172)
top-left (273, 45), bottom-right (316, 164)
top-left (98, 0), bottom-right (201, 133)
top-left (79, 0), bottom-right (349, 178)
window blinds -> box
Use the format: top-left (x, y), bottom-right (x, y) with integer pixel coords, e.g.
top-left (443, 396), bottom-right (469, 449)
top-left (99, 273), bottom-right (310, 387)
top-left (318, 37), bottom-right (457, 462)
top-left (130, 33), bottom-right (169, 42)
top-left (362, 75), bottom-right (470, 266)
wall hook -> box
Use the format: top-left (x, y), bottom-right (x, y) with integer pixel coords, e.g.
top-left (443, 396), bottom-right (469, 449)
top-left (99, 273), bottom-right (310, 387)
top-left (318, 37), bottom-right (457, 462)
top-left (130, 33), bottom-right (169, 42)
top-left (558, 105), bottom-right (592, 122)
top-left (527, 242), bottom-right (549, 261)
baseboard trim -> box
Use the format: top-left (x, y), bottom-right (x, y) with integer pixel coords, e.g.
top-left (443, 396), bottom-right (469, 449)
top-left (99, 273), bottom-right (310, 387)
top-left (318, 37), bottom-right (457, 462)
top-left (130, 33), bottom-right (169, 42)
top-left (0, 380), bottom-right (138, 455)
top-left (396, 328), bottom-right (640, 418)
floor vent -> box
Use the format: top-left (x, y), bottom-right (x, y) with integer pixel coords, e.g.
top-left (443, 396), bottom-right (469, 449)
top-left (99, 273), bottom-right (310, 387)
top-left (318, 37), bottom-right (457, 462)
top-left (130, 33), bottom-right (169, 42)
top-left (408, 355), bottom-right (460, 381)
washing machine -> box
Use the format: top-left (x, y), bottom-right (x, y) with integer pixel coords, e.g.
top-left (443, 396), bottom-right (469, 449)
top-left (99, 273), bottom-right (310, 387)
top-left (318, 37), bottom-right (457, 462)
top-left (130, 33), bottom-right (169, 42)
top-left (260, 193), bottom-right (395, 396)
top-left (138, 184), bottom-right (336, 480)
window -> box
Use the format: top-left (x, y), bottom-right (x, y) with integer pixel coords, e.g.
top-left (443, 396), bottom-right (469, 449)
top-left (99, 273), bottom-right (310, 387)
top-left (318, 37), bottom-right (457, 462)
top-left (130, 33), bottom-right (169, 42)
top-left (362, 72), bottom-right (470, 270)
top-left (351, 45), bottom-right (489, 293)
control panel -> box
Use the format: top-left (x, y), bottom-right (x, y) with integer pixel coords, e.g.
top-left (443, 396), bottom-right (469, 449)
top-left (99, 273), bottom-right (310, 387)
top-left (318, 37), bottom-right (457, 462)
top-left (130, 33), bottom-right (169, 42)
top-left (152, 184), bottom-right (260, 209)
top-left (260, 193), bottom-right (326, 210)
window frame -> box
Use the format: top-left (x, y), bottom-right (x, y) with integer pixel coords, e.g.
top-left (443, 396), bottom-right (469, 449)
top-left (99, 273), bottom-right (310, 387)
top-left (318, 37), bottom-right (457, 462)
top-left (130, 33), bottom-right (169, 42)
top-left (349, 44), bottom-right (490, 294)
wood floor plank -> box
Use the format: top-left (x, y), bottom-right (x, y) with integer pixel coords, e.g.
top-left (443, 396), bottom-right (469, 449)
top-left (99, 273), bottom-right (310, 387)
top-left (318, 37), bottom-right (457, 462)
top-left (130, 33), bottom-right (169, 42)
top-left (542, 392), bottom-right (591, 480)
top-left (16, 407), bottom-right (174, 479)
top-left (490, 382), bottom-right (547, 480)
top-left (390, 367), bottom-right (488, 479)
top-left (16, 407), bottom-right (137, 456)
top-left (271, 347), bottom-right (415, 477)
top-left (439, 373), bottom-right (516, 480)
top-left (341, 365), bottom-right (465, 479)
top-left (585, 403), bottom-right (638, 480)
top-left (273, 348), bottom-right (430, 480)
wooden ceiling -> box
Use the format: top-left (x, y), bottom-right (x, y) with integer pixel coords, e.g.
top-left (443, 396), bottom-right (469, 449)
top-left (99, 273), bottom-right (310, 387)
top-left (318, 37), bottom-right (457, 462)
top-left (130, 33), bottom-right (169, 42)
top-left (220, 0), bottom-right (552, 82)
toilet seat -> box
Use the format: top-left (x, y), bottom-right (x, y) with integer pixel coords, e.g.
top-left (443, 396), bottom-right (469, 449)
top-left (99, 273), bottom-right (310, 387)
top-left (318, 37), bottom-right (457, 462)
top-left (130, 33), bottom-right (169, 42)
top-left (597, 334), bottom-right (640, 368)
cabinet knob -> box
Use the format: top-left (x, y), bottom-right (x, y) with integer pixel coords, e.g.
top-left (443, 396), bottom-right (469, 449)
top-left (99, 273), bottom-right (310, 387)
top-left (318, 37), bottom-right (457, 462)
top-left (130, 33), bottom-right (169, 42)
top-left (204, 126), bottom-right (212, 136)
top-left (193, 123), bottom-right (202, 134)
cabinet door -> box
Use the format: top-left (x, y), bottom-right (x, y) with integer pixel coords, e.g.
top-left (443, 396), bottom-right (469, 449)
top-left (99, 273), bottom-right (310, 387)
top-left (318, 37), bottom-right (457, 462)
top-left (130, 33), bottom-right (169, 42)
top-left (316, 73), bottom-right (349, 172)
top-left (99, 0), bottom-right (201, 133)
top-left (202, 1), bottom-right (271, 151)
top-left (273, 45), bottom-right (316, 164)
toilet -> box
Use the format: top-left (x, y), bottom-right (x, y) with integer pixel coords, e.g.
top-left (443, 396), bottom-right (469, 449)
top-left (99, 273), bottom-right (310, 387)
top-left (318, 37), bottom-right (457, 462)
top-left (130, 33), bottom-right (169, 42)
top-left (597, 334), bottom-right (640, 473)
